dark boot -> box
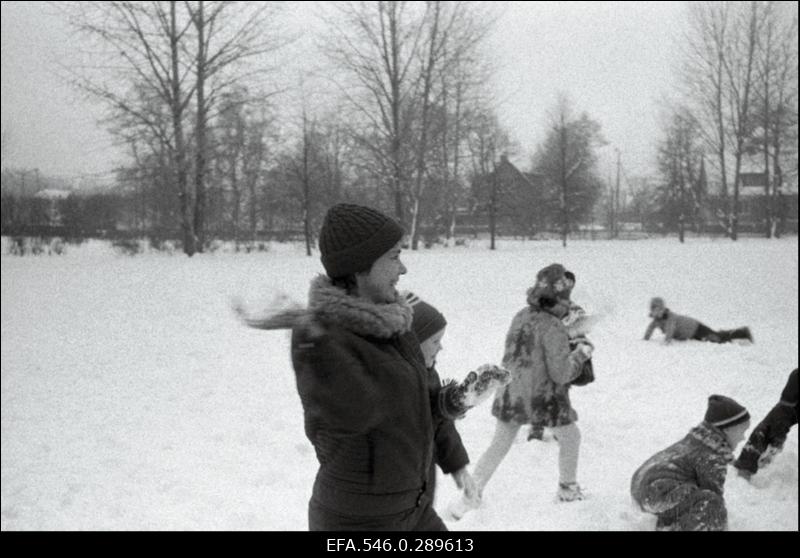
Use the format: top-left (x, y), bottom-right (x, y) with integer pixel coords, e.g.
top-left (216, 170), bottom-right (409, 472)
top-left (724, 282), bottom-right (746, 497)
top-left (716, 327), bottom-right (752, 343)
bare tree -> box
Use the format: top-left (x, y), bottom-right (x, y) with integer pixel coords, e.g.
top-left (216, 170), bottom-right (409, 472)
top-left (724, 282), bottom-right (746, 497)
top-left (657, 106), bottom-right (704, 242)
top-left (185, 1), bottom-right (288, 251)
top-left (682, 1), bottom-right (768, 240)
top-left (322, 1), bottom-right (426, 223)
top-left (751, 1), bottom-right (798, 238)
top-left (65, 2), bottom-right (202, 254)
top-left (406, 1), bottom-right (495, 249)
top-left (723, 1), bottom-right (760, 241)
top-left (466, 106), bottom-right (511, 250)
top-left (64, 1), bottom-right (288, 254)
top-left (533, 95), bottom-right (605, 247)
top-left (683, 2), bottom-right (735, 236)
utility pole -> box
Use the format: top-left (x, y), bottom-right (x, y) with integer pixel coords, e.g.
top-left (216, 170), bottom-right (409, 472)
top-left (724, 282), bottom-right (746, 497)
top-left (614, 149), bottom-right (621, 238)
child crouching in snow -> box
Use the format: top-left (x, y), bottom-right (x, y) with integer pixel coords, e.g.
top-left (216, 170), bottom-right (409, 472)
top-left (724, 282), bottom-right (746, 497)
top-left (643, 297), bottom-right (753, 344)
top-left (630, 395), bottom-right (751, 531)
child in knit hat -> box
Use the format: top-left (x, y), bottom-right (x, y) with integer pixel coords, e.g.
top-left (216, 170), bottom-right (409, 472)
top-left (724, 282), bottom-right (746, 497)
top-left (644, 297), bottom-right (753, 344)
top-left (404, 293), bottom-right (479, 510)
top-left (630, 395), bottom-right (751, 531)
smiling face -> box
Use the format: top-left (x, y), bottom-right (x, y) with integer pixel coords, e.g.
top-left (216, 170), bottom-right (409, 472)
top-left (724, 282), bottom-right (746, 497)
top-left (354, 240), bottom-right (407, 303)
top-left (419, 327), bottom-right (446, 369)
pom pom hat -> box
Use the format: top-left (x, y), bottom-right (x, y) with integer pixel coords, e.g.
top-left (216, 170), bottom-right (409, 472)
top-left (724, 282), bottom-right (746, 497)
top-left (318, 204), bottom-right (405, 278)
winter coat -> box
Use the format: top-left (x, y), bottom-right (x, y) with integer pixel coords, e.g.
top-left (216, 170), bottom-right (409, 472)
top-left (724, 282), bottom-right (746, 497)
top-left (427, 366), bottom-right (469, 498)
top-left (780, 367), bottom-right (799, 409)
top-left (631, 422), bottom-right (734, 515)
top-left (491, 304), bottom-right (589, 427)
top-left (290, 276), bottom-right (460, 518)
top-left (644, 309), bottom-right (702, 342)
top-left (735, 368), bottom-right (798, 474)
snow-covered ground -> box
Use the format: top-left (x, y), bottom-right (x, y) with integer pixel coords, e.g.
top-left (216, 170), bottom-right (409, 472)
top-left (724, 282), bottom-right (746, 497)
top-left (1, 236), bottom-right (797, 531)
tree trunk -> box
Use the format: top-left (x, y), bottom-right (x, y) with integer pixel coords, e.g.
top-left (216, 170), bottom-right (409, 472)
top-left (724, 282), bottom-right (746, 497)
top-left (194, 0), bottom-right (207, 253)
top-left (170, 1), bottom-right (195, 256)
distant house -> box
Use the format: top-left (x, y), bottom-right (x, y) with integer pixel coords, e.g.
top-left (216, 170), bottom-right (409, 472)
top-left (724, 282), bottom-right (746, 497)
top-left (732, 172), bottom-right (799, 234)
top-left (461, 155), bottom-right (545, 237)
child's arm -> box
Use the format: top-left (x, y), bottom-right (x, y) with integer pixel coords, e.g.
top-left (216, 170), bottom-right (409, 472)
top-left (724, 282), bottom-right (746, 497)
top-left (663, 314), bottom-right (677, 343)
top-left (695, 452), bottom-right (728, 495)
top-left (644, 319), bottom-right (657, 340)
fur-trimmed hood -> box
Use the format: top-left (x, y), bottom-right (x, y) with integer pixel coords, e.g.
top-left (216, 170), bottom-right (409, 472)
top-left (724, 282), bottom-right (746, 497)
top-left (238, 275), bottom-right (413, 339)
top-left (690, 422), bottom-right (735, 462)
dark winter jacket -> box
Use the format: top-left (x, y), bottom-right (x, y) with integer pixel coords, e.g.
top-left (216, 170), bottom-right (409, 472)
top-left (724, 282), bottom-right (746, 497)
top-left (491, 302), bottom-right (589, 427)
top-left (427, 366), bottom-right (469, 498)
top-left (290, 276), bottom-right (460, 517)
top-left (644, 309), bottom-right (702, 342)
top-left (779, 368), bottom-right (799, 409)
top-left (735, 368), bottom-right (798, 474)
top-left (631, 422), bottom-right (734, 514)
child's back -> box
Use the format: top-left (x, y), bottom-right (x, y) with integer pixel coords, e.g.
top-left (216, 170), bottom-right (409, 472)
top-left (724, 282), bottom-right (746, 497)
top-left (630, 395), bottom-right (750, 531)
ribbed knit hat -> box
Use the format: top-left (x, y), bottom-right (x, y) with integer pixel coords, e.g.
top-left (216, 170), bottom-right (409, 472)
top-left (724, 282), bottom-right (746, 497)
top-left (405, 292), bottom-right (447, 343)
top-left (650, 297), bottom-right (665, 310)
top-left (704, 395), bottom-right (750, 429)
top-left (318, 204), bottom-right (405, 278)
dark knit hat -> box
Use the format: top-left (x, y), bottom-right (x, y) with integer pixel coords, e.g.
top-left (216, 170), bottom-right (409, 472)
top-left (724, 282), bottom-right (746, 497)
top-left (650, 297), bottom-right (665, 309)
top-left (405, 292), bottom-right (447, 343)
top-left (318, 204), bottom-right (405, 278)
top-left (704, 395), bottom-right (750, 429)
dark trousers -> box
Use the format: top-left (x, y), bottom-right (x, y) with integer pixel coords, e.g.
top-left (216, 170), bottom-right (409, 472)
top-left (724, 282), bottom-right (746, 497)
top-left (655, 489), bottom-right (727, 531)
top-left (308, 495), bottom-right (447, 531)
top-left (692, 323), bottom-right (750, 343)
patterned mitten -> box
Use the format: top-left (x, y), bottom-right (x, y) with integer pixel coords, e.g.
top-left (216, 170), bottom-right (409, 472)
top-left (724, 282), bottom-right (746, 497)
top-left (443, 364), bottom-right (511, 416)
top-left (458, 364), bottom-right (512, 408)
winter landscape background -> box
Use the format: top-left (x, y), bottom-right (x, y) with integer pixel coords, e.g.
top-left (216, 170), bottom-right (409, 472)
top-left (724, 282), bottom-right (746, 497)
top-left (1, 236), bottom-right (797, 531)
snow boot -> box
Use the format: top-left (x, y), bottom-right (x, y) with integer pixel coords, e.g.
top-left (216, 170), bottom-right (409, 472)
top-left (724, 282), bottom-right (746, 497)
top-left (557, 482), bottom-right (585, 502)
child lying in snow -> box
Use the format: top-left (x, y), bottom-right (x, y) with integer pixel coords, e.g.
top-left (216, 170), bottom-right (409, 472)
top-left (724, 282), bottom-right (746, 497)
top-left (643, 297), bottom-right (753, 344)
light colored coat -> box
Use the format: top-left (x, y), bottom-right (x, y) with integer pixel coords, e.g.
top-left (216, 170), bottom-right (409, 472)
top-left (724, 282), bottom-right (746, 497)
top-left (644, 309), bottom-right (701, 342)
top-left (491, 306), bottom-right (589, 427)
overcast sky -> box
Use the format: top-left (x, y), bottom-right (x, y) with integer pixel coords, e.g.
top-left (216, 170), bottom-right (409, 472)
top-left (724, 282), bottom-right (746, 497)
top-left (1, 1), bottom-right (687, 184)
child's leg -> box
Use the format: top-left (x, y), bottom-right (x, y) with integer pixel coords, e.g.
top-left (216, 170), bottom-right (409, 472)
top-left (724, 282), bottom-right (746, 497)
top-left (692, 323), bottom-right (720, 342)
top-left (674, 489), bottom-right (727, 531)
top-left (551, 422), bottom-right (581, 484)
top-left (472, 419), bottom-right (521, 493)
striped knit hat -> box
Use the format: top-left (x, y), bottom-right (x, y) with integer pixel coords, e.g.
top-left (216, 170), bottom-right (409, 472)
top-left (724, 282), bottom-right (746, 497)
top-left (405, 292), bottom-right (447, 343)
top-left (318, 204), bottom-right (404, 278)
top-left (704, 395), bottom-right (750, 429)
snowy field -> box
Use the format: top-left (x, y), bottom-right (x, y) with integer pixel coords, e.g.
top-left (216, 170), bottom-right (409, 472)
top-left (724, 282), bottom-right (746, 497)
top-left (1, 236), bottom-right (797, 531)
